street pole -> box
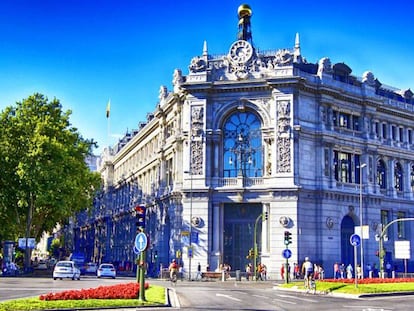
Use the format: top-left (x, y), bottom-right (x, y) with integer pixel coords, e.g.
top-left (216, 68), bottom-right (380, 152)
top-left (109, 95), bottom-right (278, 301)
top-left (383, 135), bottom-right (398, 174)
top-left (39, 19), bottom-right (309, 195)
top-left (189, 169), bottom-right (193, 281)
top-left (253, 213), bottom-right (262, 281)
top-left (377, 218), bottom-right (414, 277)
top-left (138, 249), bottom-right (146, 301)
top-left (359, 163), bottom-right (366, 278)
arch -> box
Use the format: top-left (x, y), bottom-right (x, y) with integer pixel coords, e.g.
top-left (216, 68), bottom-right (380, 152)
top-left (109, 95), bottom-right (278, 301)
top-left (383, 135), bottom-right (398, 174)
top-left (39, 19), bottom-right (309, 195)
top-left (340, 215), bottom-right (356, 267)
top-left (212, 99), bottom-right (271, 130)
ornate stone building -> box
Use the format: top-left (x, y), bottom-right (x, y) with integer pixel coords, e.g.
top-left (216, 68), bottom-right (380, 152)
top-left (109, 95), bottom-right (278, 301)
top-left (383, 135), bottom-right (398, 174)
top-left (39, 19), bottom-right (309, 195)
top-left (69, 4), bottom-right (414, 278)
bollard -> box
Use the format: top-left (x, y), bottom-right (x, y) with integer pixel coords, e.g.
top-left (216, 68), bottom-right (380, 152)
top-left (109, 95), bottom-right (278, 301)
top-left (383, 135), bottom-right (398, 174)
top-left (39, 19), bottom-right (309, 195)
top-left (222, 270), bottom-right (226, 281)
top-left (369, 271), bottom-right (373, 278)
top-left (392, 271), bottom-right (395, 278)
top-left (236, 269), bottom-right (241, 281)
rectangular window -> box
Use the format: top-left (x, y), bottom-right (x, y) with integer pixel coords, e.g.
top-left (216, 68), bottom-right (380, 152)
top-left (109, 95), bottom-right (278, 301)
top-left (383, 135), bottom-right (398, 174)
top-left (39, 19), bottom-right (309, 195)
top-left (324, 148), bottom-right (330, 177)
top-left (334, 151), bottom-right (357, 183)
top-left (408, 129), bottom-right (413, 144)
top-left (392, 126), bottom-right (397, 140)
top-left (399, 127), bottom-right (404, 142)
top-left (381, 210), bottom-right (390, 235)
top-left (382, 124), bottom-right (387, 139)
top-left (339, 113), bottom-right (350, 129)
top-left (333, 111), bottom-right (338, 127)
top-left (352, 116), bottom-right (359, 131)
top-left (397, 211), bottom-right (406, 239)
top-left (375, 122), bottom-right (380, 137)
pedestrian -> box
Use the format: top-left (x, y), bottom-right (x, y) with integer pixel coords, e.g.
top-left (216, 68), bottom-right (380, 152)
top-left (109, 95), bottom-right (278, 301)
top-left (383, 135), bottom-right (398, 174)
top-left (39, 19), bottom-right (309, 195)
top-left (280, 263), bottom-right (285, 280)
top-left (246, 263), bottom-right (252, 280)
top-left (261, 263), bottom-right (267, 281)
top-left (333, 262), bottom-right (339, 279)
top-left (346, 263), bottom-right (353, 279)
top-left (339, 263), bottom-right (345, 279)
top-left (356, 264), bottom-right (362, 279)
top-left (196, 262), bottom-right (202, 280)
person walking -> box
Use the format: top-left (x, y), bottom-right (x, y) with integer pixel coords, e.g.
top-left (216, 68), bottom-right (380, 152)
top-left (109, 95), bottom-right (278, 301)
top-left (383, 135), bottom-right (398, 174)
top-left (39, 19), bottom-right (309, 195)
top-left (196, 262), bottom-right (202, 280)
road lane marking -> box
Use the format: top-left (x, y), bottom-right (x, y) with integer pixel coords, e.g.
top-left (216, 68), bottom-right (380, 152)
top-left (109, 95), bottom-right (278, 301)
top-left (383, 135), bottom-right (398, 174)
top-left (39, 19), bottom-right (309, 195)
top-left (276, 293), bottom-right (318, 303)
top-left (216, 293), bottom-right (242, 301)
top-left (273, 298), bottom-right (297, 304)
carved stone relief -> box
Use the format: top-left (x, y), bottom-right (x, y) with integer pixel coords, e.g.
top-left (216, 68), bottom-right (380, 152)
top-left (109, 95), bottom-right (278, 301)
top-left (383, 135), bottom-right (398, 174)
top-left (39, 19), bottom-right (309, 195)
top-left (277, 137), bottom-right (291, 173)
top-left (190, 106), bottom-right (204, 175)
top-left (276, 100), bottom-right (291, 173)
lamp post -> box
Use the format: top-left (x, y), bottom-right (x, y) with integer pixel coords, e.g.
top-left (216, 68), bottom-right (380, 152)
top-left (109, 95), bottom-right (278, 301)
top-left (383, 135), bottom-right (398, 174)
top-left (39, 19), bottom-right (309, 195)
top-left (229, 129), bottom-right (254, 177)
top-left (359, 163), bottom-right (366, 278)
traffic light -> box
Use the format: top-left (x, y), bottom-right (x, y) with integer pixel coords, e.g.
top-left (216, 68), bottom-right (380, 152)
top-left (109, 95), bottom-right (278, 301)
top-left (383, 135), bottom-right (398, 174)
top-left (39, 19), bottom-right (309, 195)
top-left (246, 248), bottom-right (254, 259)
top-left (264, 212), bottom-right (268, 220)
top-left (135, 204), bottom-right (146, 231)
top-left (284, 231), bottom-right (292, 245)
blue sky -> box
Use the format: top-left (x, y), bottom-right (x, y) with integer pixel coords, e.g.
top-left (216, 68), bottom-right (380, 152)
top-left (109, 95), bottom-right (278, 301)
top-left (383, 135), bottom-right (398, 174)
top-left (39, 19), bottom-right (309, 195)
top-left (1, 0), bottom-right (413, 154)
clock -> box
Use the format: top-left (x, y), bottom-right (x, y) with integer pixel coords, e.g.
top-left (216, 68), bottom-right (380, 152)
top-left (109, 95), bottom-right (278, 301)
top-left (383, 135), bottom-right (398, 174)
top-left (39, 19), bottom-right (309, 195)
top-left (229, 40), bottom-right (253, 64)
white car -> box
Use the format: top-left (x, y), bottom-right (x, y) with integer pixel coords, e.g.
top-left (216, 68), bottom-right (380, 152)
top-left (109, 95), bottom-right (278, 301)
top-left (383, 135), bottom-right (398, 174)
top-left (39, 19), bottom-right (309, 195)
top-left (53, 260), bottom-right (81, 280)
top-left (97, 263), bottom-right (116, 279)
top-left (84, 262), bottom-right (98, 274)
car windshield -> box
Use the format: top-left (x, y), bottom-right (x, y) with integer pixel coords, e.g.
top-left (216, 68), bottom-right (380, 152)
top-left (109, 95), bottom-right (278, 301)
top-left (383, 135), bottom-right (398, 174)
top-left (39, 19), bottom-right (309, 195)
top-left (101, 264), bottom-right (113, 269)
top-left (57, 262), bottom-right (72, 268)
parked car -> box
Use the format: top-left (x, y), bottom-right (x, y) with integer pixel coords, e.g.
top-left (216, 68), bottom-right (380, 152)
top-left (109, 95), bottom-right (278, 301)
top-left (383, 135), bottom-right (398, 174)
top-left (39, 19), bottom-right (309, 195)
top-left (35, 260), bottom-right (48, 270)
top-left (53, 260), bottom-right (81, 280)
top-left (84, 262), bottom-right (98, 274)
top-left (97, 263), bottom-right (116, 279)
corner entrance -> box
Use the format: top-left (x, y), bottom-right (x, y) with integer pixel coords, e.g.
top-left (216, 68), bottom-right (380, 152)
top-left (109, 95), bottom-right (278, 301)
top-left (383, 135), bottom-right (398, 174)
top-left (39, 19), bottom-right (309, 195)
top-left (223, 203), bottom-right (262, 270)
top-left (341, 215), bottom-right (356, 266)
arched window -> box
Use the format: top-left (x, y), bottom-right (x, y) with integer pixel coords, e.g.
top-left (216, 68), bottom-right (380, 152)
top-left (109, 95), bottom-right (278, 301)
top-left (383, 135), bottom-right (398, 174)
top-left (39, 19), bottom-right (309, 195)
top-left (377, 159), bottom-right (386, 189)
top-left (410, 165), bottom-right (414, 192)
top-left (223, 111), bottom-right (263, 177)
top-left (394, 162), bottom-right (403, 191)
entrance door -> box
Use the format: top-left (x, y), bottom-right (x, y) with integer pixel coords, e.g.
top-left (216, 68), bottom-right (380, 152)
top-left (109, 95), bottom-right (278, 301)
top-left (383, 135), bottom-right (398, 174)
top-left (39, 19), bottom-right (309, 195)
top-left (223, 203), bottom-right (262, 270)
top-left (341, 215), bottom-right (355, 266)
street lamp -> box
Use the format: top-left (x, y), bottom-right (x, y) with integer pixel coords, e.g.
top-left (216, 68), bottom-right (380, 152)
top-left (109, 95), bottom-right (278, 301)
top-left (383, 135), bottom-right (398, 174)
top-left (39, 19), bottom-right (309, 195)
top-left (229, 129), bottom-right (254, 177)
top-left (359, 163), bottom-right (366, 278)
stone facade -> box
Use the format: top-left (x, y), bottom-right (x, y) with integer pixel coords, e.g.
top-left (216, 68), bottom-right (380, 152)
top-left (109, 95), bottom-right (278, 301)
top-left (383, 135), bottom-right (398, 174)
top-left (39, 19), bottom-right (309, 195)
top-left (69, 6), bottom-right (414, 279)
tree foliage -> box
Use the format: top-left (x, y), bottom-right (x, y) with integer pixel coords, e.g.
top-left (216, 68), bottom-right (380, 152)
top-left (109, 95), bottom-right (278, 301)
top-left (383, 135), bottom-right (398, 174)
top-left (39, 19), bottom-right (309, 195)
top-left (0, 93), bottom-right (101, 243)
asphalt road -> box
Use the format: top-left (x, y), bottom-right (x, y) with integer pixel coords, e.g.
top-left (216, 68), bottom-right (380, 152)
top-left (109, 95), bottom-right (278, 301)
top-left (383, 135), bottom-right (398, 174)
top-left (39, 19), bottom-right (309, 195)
top-left (1, 276), bottom-right (414, 311)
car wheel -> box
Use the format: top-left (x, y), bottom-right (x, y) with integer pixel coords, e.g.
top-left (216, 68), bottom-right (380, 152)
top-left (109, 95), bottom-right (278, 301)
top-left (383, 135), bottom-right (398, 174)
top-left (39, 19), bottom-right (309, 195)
top-left (53, 277), bottom-right (57, 280)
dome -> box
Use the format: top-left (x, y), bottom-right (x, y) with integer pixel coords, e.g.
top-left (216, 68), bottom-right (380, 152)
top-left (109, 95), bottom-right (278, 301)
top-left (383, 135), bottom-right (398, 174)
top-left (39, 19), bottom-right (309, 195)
top-left (238, 4), bottom-right (252, 18)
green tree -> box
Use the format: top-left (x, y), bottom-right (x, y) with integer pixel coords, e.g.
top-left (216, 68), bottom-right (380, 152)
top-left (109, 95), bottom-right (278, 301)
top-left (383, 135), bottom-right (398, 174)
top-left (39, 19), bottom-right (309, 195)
top-left (0, 93), bottom-right (101, 267)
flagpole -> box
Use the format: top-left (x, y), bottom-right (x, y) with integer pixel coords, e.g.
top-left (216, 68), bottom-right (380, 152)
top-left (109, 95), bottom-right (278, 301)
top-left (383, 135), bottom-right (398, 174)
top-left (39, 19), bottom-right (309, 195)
top-left (106, 99), bottom-right (111, 148)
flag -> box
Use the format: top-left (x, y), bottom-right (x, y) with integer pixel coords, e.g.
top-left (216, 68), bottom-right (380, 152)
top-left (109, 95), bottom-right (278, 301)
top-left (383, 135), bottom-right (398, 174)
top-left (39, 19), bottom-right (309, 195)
top-left (106, 100), bottom-right (111, 118)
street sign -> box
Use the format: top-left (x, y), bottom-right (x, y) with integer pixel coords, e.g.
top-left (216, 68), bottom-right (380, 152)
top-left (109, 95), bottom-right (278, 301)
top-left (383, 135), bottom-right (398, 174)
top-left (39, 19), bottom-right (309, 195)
top-left (350, 234), bottom-right (361, 247)
top-left (282, 248), bottom-right (292, 259)
top-left (133, 246), bottom-right (140, 254)
top-left (395, 240), bottom-right (411, 259)
top-left (134, 232), bottom-right (148, 252)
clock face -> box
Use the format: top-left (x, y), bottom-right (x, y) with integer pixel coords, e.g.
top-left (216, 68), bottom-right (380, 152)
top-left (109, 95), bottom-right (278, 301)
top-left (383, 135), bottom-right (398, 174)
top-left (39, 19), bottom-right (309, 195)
top-left (229, 40), bottom-right (253, 64)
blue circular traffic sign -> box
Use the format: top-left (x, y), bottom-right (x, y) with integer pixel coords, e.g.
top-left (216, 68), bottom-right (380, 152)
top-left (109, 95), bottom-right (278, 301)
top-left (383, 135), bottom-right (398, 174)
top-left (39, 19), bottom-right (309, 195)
top-left (350, 234), bottom-right (361, 247)
top-left (282, 249), bottom-right (292, 259)
top-left (135, 232), bottom-right (148, 252)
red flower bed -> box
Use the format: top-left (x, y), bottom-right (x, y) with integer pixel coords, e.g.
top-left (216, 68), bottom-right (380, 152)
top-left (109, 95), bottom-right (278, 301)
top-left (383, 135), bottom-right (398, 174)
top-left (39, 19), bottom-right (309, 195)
top-left (322, 278), bottom-right (414, 284)
top-left (39, 282), bottom-right (149, 301)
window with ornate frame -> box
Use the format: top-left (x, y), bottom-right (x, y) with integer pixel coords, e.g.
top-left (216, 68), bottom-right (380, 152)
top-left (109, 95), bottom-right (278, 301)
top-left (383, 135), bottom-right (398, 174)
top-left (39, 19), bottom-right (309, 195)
top-left (223, 111), bottom-right (263, 177)
top-left (394, 162), bottom-right (403, 191)
top-left (397, 211), bottom-right (406, 239)
top-left (377, 159), bottom-right (387, 189)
